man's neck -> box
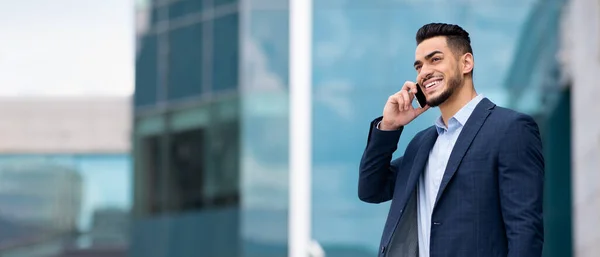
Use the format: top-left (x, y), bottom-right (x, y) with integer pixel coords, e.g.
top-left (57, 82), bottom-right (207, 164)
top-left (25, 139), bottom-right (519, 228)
top-left (439, 81), bottom-right (477, 127)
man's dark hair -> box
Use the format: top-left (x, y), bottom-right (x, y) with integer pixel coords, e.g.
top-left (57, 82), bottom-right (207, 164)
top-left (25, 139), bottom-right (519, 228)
top-left (416, 23), bottom-right (473, 57)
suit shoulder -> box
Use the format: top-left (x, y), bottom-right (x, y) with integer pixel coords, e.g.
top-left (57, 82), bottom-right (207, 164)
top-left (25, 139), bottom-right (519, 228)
top-left (491, 106), bottom-right (537, 124)
top-left (490, 106), bottom-right (540, 138)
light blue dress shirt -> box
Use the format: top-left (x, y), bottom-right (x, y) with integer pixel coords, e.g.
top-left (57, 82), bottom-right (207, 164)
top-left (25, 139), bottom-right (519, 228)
top-left (417, 94), bottom-right (484, 257)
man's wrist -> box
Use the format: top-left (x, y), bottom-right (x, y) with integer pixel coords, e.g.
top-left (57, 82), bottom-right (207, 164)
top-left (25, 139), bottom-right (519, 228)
top-left (377, 121), bottom-right (402, 131)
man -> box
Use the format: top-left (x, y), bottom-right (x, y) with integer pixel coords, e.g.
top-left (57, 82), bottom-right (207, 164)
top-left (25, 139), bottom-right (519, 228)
top-left (358, 23), bottom-right (544, 257)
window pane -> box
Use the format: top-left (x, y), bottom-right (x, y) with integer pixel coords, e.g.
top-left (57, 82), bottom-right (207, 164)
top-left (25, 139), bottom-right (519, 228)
top-left (139, 135), bottom-right (165, 215)
top-left (213, 13), bottom-right (239, 92)
top-left (214, 0), bottom-right (237, 8)
top-left (168, 23), bottom-right (204, 100)
top-left (135, 34), bottom-right (158, 107)
top-left (169, 0), bottom-right (203, 20)
top-left (204, 117), bottom-right (240, 207)
top-left (169, 129), bottom-right (207, 210)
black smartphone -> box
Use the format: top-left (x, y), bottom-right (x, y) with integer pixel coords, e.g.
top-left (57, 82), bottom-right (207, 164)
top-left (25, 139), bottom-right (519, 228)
top-left (415, 83), bottom-right (427, 108)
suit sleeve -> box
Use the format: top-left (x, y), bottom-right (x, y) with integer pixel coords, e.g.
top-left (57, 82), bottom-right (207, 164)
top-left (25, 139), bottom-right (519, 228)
top-left (358, 117), bottom-right (404, 204)
top-left (498, 114), bottom-right (545, 257)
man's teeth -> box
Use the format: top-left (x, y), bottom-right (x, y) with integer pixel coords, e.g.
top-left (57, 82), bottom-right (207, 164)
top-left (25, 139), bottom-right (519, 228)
top-left (426, 81), bottom-right (440, 88)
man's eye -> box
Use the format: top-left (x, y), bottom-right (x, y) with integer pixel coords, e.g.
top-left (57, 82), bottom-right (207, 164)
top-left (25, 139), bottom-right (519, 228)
top-left (432, 57), bottom-right (441, 62)
top-left (415, 66), bottom-right (421, 70)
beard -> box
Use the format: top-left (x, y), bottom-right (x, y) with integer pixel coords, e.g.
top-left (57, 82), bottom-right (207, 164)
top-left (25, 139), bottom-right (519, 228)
top-left (426, 70), bottom-right (463, 107)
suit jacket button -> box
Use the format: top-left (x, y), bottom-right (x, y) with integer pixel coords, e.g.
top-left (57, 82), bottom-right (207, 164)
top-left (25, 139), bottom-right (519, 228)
top-left (381, 246), bottom-right (386, 253)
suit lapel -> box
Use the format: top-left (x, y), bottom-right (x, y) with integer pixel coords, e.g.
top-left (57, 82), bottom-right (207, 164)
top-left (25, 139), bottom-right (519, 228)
top-left (433, 98), bottom-right (495, 207)
top-left (386, 127), bottom-right (437, 249)
top-left (405, 127), bottom-right (438, 198)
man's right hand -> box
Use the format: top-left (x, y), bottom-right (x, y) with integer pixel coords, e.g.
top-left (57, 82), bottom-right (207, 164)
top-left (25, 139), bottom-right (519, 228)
top-left (380, 81), bottom-right (430, 131)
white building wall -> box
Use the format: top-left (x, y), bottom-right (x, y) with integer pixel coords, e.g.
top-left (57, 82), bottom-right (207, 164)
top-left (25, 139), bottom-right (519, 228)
top-left (0, 96), bottom-right (131, 153)
top-left (559, 0), bottom-right (600, 256)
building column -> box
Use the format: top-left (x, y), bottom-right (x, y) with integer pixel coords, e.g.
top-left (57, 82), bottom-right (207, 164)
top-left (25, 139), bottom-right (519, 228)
top-left (559, 0), bottom-right (600, 256)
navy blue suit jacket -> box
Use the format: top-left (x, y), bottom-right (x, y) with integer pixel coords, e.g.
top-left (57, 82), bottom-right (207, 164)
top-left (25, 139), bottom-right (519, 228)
top-left (359, 98), bottom-right (544, 257)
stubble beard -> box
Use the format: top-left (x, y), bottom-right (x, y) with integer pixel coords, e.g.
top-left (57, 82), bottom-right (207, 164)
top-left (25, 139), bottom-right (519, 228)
top-left (426, 70), bottom-right (463, 107)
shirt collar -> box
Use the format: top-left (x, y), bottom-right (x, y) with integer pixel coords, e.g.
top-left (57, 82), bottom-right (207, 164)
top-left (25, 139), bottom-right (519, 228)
top-left (434, 94), bottom-right (485, 134)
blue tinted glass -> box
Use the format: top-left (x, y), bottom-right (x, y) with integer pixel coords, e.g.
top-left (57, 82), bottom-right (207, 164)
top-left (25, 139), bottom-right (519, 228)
top-left (240, 104), bottom-right (290, 256)
top-left (244, 10), bottom-right (289, 91)
top-left (168, 23), bottom-right (204, 100)
top-left (213, 13), bottom-right (239, 92)
top-left (135, 34), bottom-right (158, 107)
top-left (214, 0), bottom-right (237, 7)
top-left (0, 154), bottom-right (131, 248)
top-left (169, 0), bottom-right (203, 20)
top-left (150, 6), bottom-right (166, 25)
top-left (239, 9), bottom-right (291, 257)
top-left (131, 209), bottom-right (240, 257)
top-left (169, 1), bottom-right (188, 20)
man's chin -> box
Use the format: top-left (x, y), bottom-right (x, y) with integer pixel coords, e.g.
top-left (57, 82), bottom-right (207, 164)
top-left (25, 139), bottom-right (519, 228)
top-left (426, 100), bottom-right (441, 107)
top-left (426, 92), bottom-right (450, 107)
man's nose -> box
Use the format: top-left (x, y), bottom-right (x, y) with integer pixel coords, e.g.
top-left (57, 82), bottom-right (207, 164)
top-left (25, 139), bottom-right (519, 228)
top-left (418, 66), bottom-right (433, 83)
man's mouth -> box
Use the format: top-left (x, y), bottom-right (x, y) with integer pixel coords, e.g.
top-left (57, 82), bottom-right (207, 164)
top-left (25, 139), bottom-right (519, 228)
top-left (423, 78), bottom-right (443, 91)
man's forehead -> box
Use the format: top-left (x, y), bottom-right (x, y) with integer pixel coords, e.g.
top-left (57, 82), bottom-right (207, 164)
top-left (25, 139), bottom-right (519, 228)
top-left (415, 37), bottom-right (448, 58)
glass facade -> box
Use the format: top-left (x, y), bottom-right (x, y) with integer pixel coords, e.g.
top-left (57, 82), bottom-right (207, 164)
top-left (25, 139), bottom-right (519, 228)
top-left (134, 0), bottom-right (568, 256)
top-left (133, 0), bottom-right (244, 256)
top-left (0, 154), bottom-right (131, 255)
top-left (239, 2), bottom-right (290, 257)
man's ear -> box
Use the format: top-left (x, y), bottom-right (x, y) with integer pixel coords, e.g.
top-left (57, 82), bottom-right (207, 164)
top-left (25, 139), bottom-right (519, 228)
top-left (462, 53), bottom-right (474, 75)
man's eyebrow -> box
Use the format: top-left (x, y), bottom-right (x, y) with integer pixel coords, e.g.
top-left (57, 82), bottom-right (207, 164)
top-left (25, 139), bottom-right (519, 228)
top-left (414, 50), bottom-right (443, 67)
top-left (424, 50), bottom-right (443, 60)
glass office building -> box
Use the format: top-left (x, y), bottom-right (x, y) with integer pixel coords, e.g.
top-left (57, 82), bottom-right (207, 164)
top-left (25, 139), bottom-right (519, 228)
top-left (0, 97), bottom-right (132, 256)
top-left (0, 155), bottom-right (131, 231)
top-left (133, 0), bottom-right (570, 256)
top-left (134, 0), bottom-right (245, 256)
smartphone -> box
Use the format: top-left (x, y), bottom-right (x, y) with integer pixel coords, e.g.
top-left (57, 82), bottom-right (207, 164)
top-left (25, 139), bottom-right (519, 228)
top-left (415, 83), bottom-right (427, 108)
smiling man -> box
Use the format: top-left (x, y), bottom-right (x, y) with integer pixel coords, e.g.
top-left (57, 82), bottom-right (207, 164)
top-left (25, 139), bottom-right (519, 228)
top-left (358, 23), bottom-right (545, 257)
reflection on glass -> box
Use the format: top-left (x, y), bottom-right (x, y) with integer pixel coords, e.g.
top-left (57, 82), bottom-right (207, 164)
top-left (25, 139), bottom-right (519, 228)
top-left (239, 7), bottom-right (290, 257)
top-left (168, 24), bottom-right (204, 100)
top-left (170, 129), bottom-right (207, 210)
top-left (213, 13), bottom-right (240, 92)
top-left (0, 155), bottom-right (131, 256)
top-left (135, 33), bottom-right (158, 107)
